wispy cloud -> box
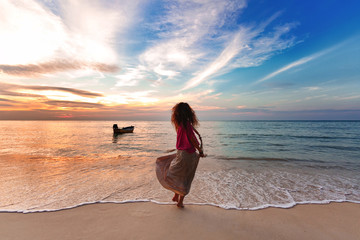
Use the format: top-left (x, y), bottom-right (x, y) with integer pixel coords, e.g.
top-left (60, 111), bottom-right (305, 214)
top-left (159, 89), bottom-right (221, 107)
top-left (0, 0), bottom-right (65, 65)
top-left (115, 66), bottom-right (147, 87)
top-left (0, 82), bottom-right (103, 98)
top-left (182, 17), bottom-right (297, 90)
top-left (232, 23), bottom-right (297, 68)
top-left (0, 61), bottom-right (118, 77)
top-left (181, 28), bottom-right (251, 90)
top-left (138, 0), bottom-right (247, 82)
top-left (44, 100), bottom-right (105, 109)
top-left (0, 98), bottom-right (18, 104)
top-left (214, 106), bottom-right (360, 120)
top-left (102, 91), bottom-right (159, 105)
top-left (333, 95), bottom-right (360, 100)
top-left (256, 55), bottom-right (319, 84)
top-left (303, 86), bottom-right (320, 91)
top-left (255, 43), bottom-right (342, 84)
top-left (0, 0), bottom-right (141, 76)
top-left (0, 82), bottom-right (160, 117)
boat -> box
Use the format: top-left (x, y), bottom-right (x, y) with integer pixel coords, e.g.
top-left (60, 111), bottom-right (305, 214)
top-left (113, 124), bottom-right (134, 134)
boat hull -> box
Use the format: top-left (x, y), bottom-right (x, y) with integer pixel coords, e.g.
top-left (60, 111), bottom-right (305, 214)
top-left (113, 126), bottom-right (134, 134)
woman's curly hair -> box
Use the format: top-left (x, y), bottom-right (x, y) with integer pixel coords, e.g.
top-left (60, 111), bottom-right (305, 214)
top-left (171, 102), bottom-right (199, 130)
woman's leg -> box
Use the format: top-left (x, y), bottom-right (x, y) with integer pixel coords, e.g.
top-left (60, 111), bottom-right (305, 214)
top-left (177, 195), bottom-right (184, 208)
top-left (172, 193), bottom-right (179, 202)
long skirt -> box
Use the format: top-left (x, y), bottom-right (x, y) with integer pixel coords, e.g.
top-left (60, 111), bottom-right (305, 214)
top-left (156, 150), bottom-right (200, 196)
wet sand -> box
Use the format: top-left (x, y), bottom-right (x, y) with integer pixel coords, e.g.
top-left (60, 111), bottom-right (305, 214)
top-left (1, 202), bottom-right (359, 240)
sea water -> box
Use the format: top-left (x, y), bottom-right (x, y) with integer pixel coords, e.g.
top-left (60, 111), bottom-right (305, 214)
top-left (0, 120), bottom-right (359, 212)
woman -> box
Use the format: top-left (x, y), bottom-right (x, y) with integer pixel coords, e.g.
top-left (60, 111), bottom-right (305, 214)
top-left (156, 102), bottom-right (205, 208)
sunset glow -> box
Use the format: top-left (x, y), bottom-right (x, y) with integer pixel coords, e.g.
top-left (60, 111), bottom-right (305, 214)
top-left (0, 0), bottom-right (359, 120)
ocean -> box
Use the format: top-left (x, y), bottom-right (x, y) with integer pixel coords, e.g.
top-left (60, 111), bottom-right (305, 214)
top-left (0, 120), bottom-right (359, 212)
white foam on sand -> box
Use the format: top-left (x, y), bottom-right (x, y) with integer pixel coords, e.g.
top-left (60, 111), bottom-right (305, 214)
top-left (1, 199), bottom-right (360, 214)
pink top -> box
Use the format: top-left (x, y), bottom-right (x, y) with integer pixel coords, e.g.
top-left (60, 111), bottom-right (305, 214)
top-left (176, 122), bottom-right (199, 153)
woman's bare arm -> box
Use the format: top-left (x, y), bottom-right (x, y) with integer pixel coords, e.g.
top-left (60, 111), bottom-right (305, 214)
top-left (188, 134), bottom-right (205, 157)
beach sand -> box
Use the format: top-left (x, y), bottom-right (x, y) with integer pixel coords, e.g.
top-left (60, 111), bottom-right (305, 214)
top-left (1, 202), bottom-right (359, 240)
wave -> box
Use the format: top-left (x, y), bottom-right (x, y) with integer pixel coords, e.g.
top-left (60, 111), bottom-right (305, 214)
top-left (215, 156), bottom-right (359, 169)
top-left (1, 199), bottom-right (360, 214)
top-left (309, 145), bottom-right (360, 151)
top-left (218, 133), bottom-right (357, 140)
top-left (217, 156), bottom-right (292, 162)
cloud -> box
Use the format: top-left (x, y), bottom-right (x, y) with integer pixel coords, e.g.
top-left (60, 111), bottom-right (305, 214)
top-left (333, 95), bottom-right (360, 101)
top-left (153, 64), bottom-right (179, 78)
top-left (102, 91), bottom-right (159, 105)
top-left (182, 17), bottom-right (297, 90)
top-left (232, 24), bottom-right (297, 68)
top-left (303, 86), bottom-right (320, 91)
top-left (0, 81), bottom-right (161, 116)
top-left (1, 82), bottom-right (160, 106)
top-left (0, 98), bottom-right (17, 103)
top-left (0, 61), bottom-right (119, 77)
top-left (182, 28), bottom-right (250, 90)
top-left (44, 100), bottom-right (105, 108)
top-left (0, 82), bottom-right (103, 98)
top-left (159, 89), bottom-right (221, 107)
top-left (220, 106), bottom-right (360, 120)
top-left (158, 0), bottom-right (246, 40)
top-left (115, 66), bottom-right (147, 87)
top-left (26, 86), bottom-right (103, 98)
top-left (237, 105), bottom-right (247, 109)
top-left (256, 55), bottom-right (318, 84)
top-left (255, 43), bottom-right (342, 84)
top-left (0, 0), bottom-right (66, 65)
top-left (0, 0), bottom-right (142, 76)
top-left (57, 0), bottom-right (130, 63)
top-left (139, 0), bottom-right (247, 81)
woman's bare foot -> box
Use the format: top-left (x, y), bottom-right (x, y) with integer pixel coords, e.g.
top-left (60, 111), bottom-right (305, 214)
top-left (172, 193), bottom-right (179, 202)
top-left (177, 202), bottom-right (184, 208)
top-left (177, 195), bottom-right (184, 208)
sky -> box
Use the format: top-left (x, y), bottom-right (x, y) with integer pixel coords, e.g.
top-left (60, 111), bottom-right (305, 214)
top-left (0, 0), bottom-right (359, 120)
